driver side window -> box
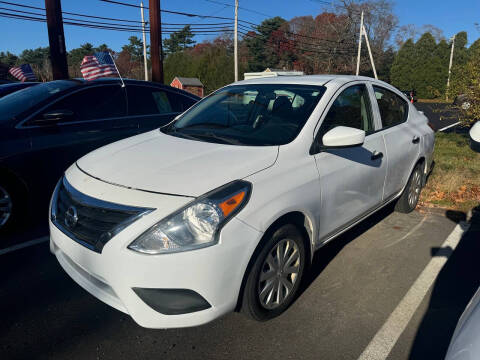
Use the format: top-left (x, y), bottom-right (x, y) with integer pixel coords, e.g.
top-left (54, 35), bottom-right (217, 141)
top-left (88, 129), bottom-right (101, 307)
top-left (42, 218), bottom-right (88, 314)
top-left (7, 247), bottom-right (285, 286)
top-left (317, 84), bottom-right (374, 144)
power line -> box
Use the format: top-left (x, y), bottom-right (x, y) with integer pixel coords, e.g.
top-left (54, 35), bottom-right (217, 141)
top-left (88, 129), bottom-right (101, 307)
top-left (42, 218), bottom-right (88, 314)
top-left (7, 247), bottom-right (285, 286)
top-left (202, 0), bottom-right (273, 18)
top-left (238, 30), bottom-right (357, 56)
top-left (237, 21), bottom-right (356, 47)
top-left (0, 11), bottom-right (234, 34)
top-left (99, 0), bottom-right (255, 24)
top-left (0, 5), bottom-right (233, 32)
top-left (0, 1), bottom-right (235, 27)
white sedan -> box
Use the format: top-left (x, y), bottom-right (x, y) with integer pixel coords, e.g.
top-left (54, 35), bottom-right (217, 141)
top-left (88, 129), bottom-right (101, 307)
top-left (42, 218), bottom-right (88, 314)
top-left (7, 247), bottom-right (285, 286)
top-left (49, 75), bottom-right (434, 328)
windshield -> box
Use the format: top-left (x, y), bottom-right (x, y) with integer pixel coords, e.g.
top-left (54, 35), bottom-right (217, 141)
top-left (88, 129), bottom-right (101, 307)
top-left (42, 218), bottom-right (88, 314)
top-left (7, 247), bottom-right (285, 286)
top-left (162, 84), bottom-right (326, 146)
top-left (0, 80), bottom-right (78, 123)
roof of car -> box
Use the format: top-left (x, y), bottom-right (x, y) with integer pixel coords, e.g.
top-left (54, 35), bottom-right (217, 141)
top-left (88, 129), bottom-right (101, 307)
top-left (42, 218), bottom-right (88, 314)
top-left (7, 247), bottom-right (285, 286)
top-left (54, 78), bottom-right (200, 99)
top-left (235, 74), bottom-right (392, 88)
top-left (0, 82), bottom-right (40, 88)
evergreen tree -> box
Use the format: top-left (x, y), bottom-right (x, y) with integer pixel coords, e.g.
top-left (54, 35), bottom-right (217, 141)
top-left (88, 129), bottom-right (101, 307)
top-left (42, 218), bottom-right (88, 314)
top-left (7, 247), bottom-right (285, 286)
top-left (390, 39), bottom-right (416, 91)
top-left (163, 26), bottom-right (196, 55)
top-left (121, 36), bottom-right (145, 61)
top-left (244, 17), bottom-right (287, 72)
top-left (0, 51), bottom-right (18, 67)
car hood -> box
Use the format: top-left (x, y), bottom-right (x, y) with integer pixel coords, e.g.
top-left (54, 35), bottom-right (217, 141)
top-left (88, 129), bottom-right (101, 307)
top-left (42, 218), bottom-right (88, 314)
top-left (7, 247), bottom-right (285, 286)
top-left (77, 130), bottom-right (278, 197)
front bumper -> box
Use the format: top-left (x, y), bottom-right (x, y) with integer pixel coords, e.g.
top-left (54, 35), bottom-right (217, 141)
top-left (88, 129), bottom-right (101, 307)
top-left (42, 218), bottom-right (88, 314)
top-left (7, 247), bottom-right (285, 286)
top-left (50, 166), bottom-right (262, 329)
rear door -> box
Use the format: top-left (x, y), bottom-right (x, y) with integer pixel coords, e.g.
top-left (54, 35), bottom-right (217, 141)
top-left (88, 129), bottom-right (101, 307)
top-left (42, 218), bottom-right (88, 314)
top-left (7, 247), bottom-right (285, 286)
top-left (126, 85), bottom-right (197, 133)
top-left (371, 85), bottom-right (420, 198)
top-left (313, 83), bottom-right (388, 242)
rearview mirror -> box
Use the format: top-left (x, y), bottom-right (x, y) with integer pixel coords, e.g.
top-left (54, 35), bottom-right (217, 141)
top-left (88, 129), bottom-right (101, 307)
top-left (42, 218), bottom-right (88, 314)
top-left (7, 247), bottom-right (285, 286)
top-left (322, 126), bottom-right (366, 148)
top-left (470, 122), bottom-right (480, 153)
top-left (40, 109), bottom-right (75, 123)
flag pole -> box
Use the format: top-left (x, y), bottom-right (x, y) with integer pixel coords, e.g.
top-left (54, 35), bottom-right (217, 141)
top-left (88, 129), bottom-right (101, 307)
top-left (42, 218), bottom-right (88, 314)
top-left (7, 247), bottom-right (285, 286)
top-left (109, 52), bottom-right (125, 88)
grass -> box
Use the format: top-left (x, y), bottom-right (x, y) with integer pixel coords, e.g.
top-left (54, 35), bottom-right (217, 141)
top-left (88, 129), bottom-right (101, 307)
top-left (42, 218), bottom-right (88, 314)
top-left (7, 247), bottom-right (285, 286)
top-left (420, 132), bottom-right (480, 214)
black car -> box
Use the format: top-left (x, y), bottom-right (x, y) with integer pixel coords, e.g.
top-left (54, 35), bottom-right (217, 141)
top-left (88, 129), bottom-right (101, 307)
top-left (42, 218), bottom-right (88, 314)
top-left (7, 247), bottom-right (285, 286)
top-left (0, 78), bottom-right (199, 233)
top-left (0, 82), bottom-right (40, 98)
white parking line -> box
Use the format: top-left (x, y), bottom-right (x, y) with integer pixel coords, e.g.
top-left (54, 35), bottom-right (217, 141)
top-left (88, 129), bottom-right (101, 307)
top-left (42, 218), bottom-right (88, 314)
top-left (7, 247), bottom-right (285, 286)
top-left (438, 122), bottom-right (460, 132)
top-left (357, 222), bottom-right (469, 360)
top-left (0, 236), bottom-right (49, 256)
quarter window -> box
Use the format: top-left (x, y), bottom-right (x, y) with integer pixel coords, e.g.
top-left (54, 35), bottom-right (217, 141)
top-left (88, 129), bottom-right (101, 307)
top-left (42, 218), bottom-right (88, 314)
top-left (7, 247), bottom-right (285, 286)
top-left (373, 86), bottom-right (409, 128)
top-left (127, 86), bottom-right (174, 116)
top-left (318, 84), bottom-right (374, 142)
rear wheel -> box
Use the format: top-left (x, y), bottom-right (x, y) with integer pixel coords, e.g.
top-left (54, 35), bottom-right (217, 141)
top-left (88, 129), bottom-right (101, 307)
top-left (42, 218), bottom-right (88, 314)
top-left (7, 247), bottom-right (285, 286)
top-left (395, 163), bottom-right (423, 213)
top-left (241, 224), bottom-right (306, 321)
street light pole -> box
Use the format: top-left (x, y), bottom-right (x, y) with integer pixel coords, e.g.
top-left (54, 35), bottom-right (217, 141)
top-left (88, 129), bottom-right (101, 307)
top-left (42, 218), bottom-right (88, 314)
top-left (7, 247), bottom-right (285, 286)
top-left (446, 35), bottom-right (455, 101)
top-left (234, 0), bottom-right (239, 82)
top-left (355, 10), bottom-right (364, 76)
top-left (140, 1), bottom-right (148, 81)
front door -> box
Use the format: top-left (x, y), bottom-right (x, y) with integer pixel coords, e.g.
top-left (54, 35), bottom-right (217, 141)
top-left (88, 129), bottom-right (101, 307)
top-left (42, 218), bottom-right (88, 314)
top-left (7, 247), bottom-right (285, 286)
top-left (312, 83), bottom-right (388, 243)
top-left (26, 84), bottom-right (129, 208)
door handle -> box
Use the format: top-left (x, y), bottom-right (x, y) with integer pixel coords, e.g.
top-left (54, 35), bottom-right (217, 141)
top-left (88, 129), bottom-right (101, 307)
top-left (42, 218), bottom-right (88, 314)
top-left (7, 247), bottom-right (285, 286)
top-left (412, 136), bottom-right (420, 144)
top-left (371, 150), bottom-right (383, 160)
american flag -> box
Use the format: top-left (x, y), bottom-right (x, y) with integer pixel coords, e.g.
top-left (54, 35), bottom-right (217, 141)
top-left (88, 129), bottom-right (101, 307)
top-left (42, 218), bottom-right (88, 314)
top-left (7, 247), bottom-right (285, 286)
top-left (80, 52), bottom-right (118, 81)
top-left (9, 64), bottom-right (37, 82)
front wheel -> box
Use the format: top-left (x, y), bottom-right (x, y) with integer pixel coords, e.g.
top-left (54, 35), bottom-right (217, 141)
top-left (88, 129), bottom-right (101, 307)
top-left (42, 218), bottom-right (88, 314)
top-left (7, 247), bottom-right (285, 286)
top-left (241, 224), bottom-right (306, 321)
top-left (395, 163), bottom-right (423, 213)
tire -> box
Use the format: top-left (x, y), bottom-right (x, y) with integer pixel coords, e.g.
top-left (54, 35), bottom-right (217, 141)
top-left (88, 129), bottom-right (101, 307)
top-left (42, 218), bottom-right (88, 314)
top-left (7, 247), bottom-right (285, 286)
top-left (241, 224), bottom-right (306, 321)
top-left (0, 179), bottom-right (23, 235)
top-left (395, 163), bottom-right (423, 213)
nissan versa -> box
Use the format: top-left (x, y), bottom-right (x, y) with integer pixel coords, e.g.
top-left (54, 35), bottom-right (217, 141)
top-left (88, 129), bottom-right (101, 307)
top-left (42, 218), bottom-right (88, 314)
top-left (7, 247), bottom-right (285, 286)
top-left (49, 75), bottom-right (434, 328)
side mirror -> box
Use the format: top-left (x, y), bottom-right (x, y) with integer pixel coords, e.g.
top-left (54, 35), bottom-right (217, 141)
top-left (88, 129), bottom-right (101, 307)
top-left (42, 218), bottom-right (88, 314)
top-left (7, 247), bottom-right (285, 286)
top-left (39, 109), bottom-right (75, 123)
top-left (470, 122), bottom-right (480, 153)
top-left (322, 126), bottom-right (366, 148)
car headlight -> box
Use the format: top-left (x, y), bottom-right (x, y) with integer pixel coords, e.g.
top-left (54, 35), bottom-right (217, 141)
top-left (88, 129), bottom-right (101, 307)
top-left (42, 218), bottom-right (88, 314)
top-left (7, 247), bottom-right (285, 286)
top-left (128, 180), bottom-right (252, 254)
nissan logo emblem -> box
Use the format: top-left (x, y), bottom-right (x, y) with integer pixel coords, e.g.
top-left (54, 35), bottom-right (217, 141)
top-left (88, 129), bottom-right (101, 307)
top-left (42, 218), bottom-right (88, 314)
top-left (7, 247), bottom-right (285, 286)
top-left (65, 205), bottom-right (79, 229)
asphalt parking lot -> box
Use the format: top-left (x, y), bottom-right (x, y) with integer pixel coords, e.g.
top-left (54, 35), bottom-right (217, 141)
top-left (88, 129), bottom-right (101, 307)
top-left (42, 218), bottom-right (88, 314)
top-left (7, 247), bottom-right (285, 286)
top-left (415, 102), bottom-right (460, 132)
top-left (1, 204), bottom-right (479, 360)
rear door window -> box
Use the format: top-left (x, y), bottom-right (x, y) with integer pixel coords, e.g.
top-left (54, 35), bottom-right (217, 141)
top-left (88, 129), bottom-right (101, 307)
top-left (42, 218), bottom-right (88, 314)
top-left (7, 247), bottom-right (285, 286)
top-left (373, 86), bottom-right (409, 128)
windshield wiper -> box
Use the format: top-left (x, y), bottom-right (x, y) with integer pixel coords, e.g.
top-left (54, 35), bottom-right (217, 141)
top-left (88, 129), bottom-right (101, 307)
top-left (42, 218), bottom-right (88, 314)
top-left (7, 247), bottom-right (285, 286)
top-left (191, 132), bottom-right (245, 145)
top-left (179, 122), bottom-right (229, 129)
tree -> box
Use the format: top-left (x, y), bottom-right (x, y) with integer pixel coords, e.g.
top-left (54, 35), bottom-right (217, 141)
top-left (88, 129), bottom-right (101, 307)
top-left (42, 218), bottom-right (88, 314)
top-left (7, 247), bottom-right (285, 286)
top-left (68, 43), bottom-right (95, 68)
top-left (244, 17), bottom-right (287, 72)
top-left (414, 33), bottom-right (446, 98)
top-left (390, 38), bottom-right (416, 91)
top-left (395, 24), bottom-right (444, 47)
top-left (121, 36), bottom-right (145, 61)
top-left (450, 45), bottom-right (480, 125)
top-left (18, 47), bottom-right (50, 67)
top-left (163, 26), bottom-right (195, 55)
top-left (0, 51), bottom-right (18, 67)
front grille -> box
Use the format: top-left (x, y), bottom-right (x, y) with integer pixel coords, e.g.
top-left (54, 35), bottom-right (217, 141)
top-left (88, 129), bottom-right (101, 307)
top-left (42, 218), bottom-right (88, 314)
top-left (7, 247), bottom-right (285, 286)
top-left (51, 177), bottom-right (153, 253)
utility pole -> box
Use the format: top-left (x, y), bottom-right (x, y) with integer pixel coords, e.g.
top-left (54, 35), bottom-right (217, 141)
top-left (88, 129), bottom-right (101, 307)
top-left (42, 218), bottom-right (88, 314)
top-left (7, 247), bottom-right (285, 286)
top-left (234, 0), bottom-right (239, 82)
top-left (149, 0), bottom-right (164, 83)
top-left (362, 25), bottom-right (377, 79)
top-left (355, 11), bottom-right (364, 76)
top-left (446, 35), bottom-right (455, 101)
top-left (140, 1), bottom-right (148, 81)
top-left (45, 0), bottom-right (68, 79)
